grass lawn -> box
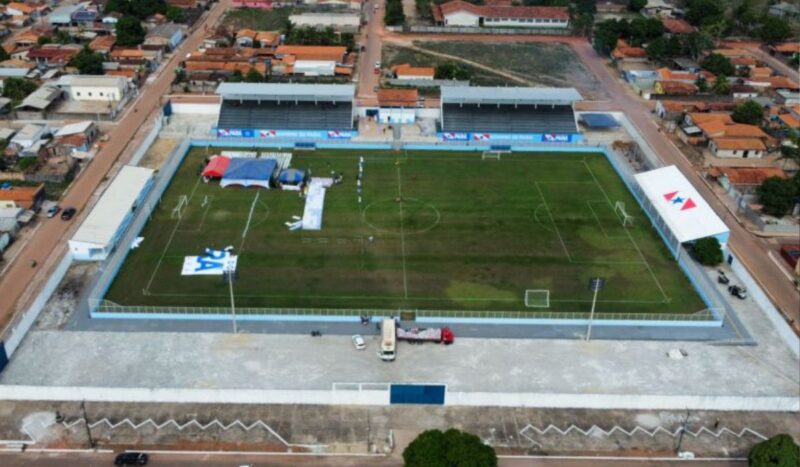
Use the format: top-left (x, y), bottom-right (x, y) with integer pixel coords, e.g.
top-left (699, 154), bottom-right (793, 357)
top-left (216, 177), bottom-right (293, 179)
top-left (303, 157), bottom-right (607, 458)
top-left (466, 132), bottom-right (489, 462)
top-left (382, 44), bottom-right (515, 87)
top-left (222, 7), bottom-right (292, 31)
top-left (104, 149), bottom-right (705, 316)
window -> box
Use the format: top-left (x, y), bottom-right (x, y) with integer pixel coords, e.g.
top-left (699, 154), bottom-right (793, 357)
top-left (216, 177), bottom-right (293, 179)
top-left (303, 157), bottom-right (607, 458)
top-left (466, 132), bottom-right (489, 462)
top-left (88, 92), bottom-right (92, 97)
top-left (76, 92), bottom-right (81, 96)
top-left (99, 92), bottom-right (104, 96)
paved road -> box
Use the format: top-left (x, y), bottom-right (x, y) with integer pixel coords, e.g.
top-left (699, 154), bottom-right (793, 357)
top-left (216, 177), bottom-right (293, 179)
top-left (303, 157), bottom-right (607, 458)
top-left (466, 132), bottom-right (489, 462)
top-left (0, 451), bottom-right (747, 466)
top-left (0, 0), bottom-right (232, 336)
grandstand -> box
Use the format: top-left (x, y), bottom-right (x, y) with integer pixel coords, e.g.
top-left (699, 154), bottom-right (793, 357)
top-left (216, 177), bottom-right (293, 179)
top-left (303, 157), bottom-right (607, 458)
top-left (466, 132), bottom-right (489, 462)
top-left (216, 83), bottom-right (355, 131)
top-left (440, 87), bottom-right (581, 134)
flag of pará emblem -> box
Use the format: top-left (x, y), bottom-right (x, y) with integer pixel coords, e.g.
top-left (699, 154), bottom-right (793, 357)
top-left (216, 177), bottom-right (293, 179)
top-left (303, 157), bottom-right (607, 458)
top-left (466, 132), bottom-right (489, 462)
top-left (663, 191), bottom-right (697, 211)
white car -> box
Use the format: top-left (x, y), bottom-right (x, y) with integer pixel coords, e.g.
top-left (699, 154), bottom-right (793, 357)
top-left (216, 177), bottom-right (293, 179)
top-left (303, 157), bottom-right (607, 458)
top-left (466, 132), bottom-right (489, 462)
top-left (374, 61), bottom-right (381, 69)
top-left (352, 334), bottom-right (366, 350)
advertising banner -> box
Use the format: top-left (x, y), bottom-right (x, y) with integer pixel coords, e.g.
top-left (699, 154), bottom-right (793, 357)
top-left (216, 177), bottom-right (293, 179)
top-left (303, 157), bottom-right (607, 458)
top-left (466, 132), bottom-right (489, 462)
top-left (217, 128), bottom-right (254, 138)
top-left (440, 132), bottom-right (469, 141)
top-left (181, 249), bottom-right (238, 276)
top-left (541, 133), bottom-right (572, 143)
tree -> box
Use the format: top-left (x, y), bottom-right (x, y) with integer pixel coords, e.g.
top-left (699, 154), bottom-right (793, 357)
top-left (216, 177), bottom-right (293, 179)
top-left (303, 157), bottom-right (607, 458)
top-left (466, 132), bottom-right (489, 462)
top-left (758, 17), bottom-right (791, 45)
top-left (1, 77), bottom-right (39, 103)
top-left (166, 5), bottom-right (185, 23)
top-left (0, 47), bottom-right (9, 62)
top-left (228, 69), bottom-right (244, 83)
top-left (701, 53), bottom-right (734, 76)
top-left (593, 19), bottom-right (630, 55)
top-left (70, 47), bottom-right (105, 75)
top-left (748, 434), bottom-right (800, 467)
top-left (758, 177), bottom-right (797, 217)
top-left (384, 0), bottom-right (406, 26)
top-left (777, 130), bottom-right (800, 169)
top-left (692, 237), bottom-right (723, 266)
top-left (646, 36), bottom-right (682, 62)
top-left (628, 0), bottom-right (646, 12)
top-left (686, 0), bottom-right (723, 27)
top-left (403, 429), bottom-right (497, 467)
top-left (712, 75), bottom-right (731, 95)
top-left (37, 36), bottom-right (51, 46)
top-left (245, 68), bottom-right (263, 82)
top-left (695, 76), bottom-right (709, 92)
top-left (571, 12), bottom-right (594, 37)
top-left (435, 62), bottom-right (472, 80)
top-left (55, 30), bottom-right (73, 44)
top-left (628, 16), bottom-right (664, 46)
top-left (732, 100), bottom-right (764, 125)
top-left (682, 31), bottom-right (714, 61)
top-left (115, 16), bottom-right (146, 47)
top-left (106, 0), bottom-right (167, 20)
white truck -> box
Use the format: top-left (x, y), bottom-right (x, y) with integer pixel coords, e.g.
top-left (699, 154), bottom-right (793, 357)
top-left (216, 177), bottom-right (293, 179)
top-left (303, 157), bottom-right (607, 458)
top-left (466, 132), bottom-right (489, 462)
top-left (378, 319), bottom-right (396, 361)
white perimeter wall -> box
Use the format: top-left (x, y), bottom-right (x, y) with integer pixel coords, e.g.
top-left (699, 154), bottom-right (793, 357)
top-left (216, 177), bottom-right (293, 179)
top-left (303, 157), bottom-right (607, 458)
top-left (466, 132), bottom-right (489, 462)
top-left (444, 11), bottom-right (480, 26)
top-left (170, 102), bottom-right (221, 115)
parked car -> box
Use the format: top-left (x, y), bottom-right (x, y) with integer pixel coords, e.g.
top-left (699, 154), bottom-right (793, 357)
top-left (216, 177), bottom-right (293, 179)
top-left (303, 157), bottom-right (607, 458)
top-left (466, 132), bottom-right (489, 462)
top-left (352, 334), bottom-right (366, 350)
top-left (46, 205), bottom-right (61, 218)
top-left (114, 452), bottom-right (148, 465)
top-left (60, 207), bottom-right (77, 221)
top-left (728, 285), bottom-right (747, 300)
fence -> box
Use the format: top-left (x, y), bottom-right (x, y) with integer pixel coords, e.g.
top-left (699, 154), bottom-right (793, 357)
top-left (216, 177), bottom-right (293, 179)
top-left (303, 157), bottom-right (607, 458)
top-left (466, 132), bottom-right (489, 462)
top-left (406, 25), bottom-right (573, 35)
top-left (85, 138), bottom-right (722, 326)
top-left (128, 113), bottom-right (164, 166)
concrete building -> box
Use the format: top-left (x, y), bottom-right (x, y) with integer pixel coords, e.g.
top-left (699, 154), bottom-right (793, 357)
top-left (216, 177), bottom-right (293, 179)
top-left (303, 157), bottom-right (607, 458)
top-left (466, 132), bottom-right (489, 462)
top-left (56, 75), bottom-right (129, 102)
top-left (273, 45), bottom-right (349, 77)
top-left (392, 63), bottom-right (435, 80)
top-left (709, 137), bottom-right (766, 159)
top-left (144, 23), bottom-right (185, 50)
top-left (69, 166), bottom-right (154, 261)
top-left (433, 1), bottom-right (570, 28)
top-left (0, 184), bottom-right (45, 210)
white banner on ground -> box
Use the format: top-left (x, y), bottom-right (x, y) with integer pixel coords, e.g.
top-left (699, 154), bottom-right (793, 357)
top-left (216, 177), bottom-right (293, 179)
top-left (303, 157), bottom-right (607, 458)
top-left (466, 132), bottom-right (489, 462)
top-left (181, 249), bottom-right (238, 276)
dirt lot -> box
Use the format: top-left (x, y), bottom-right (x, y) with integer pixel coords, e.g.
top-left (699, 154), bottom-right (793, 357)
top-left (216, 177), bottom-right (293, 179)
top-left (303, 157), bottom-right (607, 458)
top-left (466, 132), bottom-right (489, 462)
top-left (383, 41), bottom-right (607, 99)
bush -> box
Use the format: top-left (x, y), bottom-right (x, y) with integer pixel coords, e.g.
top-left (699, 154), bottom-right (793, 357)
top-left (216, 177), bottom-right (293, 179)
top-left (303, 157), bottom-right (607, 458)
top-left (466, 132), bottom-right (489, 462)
top-left (403, 428), bottom-right (497, 467)
top-left (731, 100), bottom-right (764, 125)
top-left (748, 434), bottom-right (800, 467)
top-left (758, 176), bottom-right (797, 218)
top-left (701, 53), bottom-right (734, 76)
top-left (692, 237), bottom-right (723, 266)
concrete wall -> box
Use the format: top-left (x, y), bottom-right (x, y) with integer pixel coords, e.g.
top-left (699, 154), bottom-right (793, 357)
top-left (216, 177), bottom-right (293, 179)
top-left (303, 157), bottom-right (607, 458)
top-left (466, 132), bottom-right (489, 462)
top-left (170, 102), bottom-right (221, 115)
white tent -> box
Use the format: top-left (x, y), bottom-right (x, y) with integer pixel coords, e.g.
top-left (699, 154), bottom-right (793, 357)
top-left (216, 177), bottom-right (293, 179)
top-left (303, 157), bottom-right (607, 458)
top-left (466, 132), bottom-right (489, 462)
top-left (634, 166), bottom-right (729, 251)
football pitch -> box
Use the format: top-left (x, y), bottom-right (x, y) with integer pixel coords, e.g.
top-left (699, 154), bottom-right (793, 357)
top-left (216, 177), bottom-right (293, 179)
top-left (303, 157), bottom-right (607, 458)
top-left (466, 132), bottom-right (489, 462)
top-left (104, 148), bottom-right (706, 316)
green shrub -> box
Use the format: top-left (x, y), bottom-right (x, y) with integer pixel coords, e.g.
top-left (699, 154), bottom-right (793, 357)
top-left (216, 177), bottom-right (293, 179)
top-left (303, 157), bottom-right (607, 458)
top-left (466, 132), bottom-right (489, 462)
top-left (748, 434), bottom-right (800, 467)
top-left (692, 237), bottom-right (723, 266)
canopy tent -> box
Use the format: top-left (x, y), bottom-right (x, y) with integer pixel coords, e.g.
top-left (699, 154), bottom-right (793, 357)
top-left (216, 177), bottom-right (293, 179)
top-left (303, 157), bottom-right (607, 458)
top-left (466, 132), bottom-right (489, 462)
top-left (220, 158), bottom-right (278, 189)
top-left (634, 165), bottom-right (729, 249)
top-left (580, 113), bottom-right (619, 129)
top-left (278, 168), bottom-right (306, 185)
top-left (202, 155), bottom-right (230, 178)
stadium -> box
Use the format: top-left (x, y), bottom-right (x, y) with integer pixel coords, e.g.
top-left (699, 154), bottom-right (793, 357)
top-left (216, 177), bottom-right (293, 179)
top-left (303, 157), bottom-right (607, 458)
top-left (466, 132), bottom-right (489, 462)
top-left (84, 83), bottom-right (728, 326)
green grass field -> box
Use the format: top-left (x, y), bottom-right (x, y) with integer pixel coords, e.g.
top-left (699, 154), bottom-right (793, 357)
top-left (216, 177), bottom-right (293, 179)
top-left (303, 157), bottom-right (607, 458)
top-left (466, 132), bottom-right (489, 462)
top-left (104, 149), bottom-right (706, 316)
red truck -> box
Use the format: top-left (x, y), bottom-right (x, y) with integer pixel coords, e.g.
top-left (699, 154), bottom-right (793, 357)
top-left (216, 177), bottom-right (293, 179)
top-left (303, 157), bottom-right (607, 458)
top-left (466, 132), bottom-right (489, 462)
top-left (397, 327), bottom-right (455, 344)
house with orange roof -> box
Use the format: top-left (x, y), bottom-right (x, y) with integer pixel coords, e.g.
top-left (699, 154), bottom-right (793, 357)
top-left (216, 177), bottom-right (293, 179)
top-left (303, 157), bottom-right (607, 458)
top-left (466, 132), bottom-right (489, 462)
top-left (771, 42), bottom-right (800, 58)
top-left (432, 0), bottom-right (570, 28)
top-left (709, 166), bottom-right (787, 194)
top-left (749, 67), bottom-right (772, 79)
top-left (391, 63), bottom-right (435, 80)
top-left (12, 30), bottom-right (42, 48)
top-left (0, 184), bottom-right (45, 210)
top-left (662, 18), bottom-right (695, 35)
top-left (708, 137), bottom-right (766, 158)
top-left (377, 88), bottom-right (420, 123)
top-left (26, 46), bottom-right (79, 68)
top-left (611, 39), bottom-right (648, 62)
top-left (89, 35), bottom-right (116, 55)
top-left (235, 29), bottom-right (280, 49)
top-left (777, 113), bottom-right (800, 131)
top-left (273, 45), bottom-right (349, 76)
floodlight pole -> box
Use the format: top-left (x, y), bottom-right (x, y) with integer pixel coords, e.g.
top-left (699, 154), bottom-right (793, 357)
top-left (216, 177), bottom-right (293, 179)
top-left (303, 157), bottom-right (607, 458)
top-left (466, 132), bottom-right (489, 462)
top-left (586, 277), bottom-right (605, 342)
top-left (227, 269), bottom-right (237, 334)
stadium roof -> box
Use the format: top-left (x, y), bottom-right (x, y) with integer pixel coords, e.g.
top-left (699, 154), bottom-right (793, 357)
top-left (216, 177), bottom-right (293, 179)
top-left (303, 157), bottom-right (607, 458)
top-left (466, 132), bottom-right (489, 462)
top-left (71, 166), bottom-right (154, 247)
top-left (580, 113), bottom-right (619, 128)
top-left (216, 83), bottom-right (355, 102)
top-left (441, 86), bottom-right (582, 105)
top-left (634, 166), bottom-right (728, 245)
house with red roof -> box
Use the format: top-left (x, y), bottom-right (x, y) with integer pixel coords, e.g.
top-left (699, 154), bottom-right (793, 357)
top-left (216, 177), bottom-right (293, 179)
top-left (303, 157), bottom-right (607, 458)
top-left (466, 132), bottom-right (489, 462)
top-left (432, 0), bottom-right (570, 28)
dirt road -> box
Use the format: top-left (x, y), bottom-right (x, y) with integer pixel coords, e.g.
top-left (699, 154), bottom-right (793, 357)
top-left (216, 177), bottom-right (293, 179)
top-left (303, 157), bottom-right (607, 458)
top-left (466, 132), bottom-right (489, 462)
top-left (0, 0), bottom-right (233, 336)
top-left (356, 0), bottom-right (384, 105)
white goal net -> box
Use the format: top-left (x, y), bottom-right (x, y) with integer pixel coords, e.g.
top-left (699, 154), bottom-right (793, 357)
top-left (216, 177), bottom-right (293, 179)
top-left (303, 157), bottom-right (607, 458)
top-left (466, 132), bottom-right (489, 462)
top-left (525, 289), bottom-right (550, 308)
top-left (481, 151), bottom-right (504, 160)
top-left (171, 195), bottom-right (189, 219)
top-left (614, 201), bottom-right (634, 227)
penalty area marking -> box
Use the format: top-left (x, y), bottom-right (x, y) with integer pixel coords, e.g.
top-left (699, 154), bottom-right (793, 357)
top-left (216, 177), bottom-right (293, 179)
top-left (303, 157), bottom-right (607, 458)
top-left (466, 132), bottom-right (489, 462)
top-left (239, 190), bottom-right (261, 251)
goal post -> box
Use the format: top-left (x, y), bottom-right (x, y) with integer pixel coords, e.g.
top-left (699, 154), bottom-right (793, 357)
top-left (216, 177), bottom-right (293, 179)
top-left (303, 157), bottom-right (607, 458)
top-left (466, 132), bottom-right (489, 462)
top-left (525, 289), bottom-right (550, 308)
top-left (614, 201), bottom-right (634, 227)
top-left (171, 195), bottom-right (189, 219)
top-left (481, 151), bottom-right (503, 160)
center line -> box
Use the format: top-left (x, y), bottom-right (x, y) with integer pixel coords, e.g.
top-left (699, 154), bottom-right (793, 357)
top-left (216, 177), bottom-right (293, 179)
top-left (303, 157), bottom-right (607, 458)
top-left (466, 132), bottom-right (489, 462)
top-left (397, 165), bottom-right (409, 299)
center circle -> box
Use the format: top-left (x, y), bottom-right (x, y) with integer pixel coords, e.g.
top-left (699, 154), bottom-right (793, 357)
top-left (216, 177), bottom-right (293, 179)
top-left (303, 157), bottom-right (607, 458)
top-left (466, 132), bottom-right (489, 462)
top-left (362, 198), bottom-right (441, 235)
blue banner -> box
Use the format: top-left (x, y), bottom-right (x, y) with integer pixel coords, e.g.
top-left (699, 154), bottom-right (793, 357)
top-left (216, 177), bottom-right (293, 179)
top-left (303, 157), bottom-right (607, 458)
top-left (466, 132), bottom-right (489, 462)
top-left (437, 132), bottom-right (576, 143)
top-left (217, 129), bottom-right (356, 140)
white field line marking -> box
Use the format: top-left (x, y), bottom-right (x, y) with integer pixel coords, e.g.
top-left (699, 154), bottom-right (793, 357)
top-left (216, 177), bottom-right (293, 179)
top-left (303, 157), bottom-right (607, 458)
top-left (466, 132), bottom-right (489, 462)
top-left (586, 200), bottom-right (610, 238)
top-left (534, 182), bottom-right (571, 261)
top-left (396, 166), bottom-right (409, 299)
top-left (582, 160), bottom-right (670, 303)
top-left (239, 190), bottom-right (260, 251)
top-left (586, 200), bottom-right (630, 240)
top-left (144, 176), bottom-right (203, 294)
top-left (178, 195), bottom-right (214, 233)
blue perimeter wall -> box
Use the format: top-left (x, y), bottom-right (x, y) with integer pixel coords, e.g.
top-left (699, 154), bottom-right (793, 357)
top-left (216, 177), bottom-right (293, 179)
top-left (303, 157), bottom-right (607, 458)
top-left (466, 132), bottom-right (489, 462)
top-left (91, 140), bottom-right (722, 328)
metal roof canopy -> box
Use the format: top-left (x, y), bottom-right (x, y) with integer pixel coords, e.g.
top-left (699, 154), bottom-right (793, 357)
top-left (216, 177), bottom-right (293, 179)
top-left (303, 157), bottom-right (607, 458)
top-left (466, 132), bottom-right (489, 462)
top-left (216, 83), bottom-right (355, 103)
top-left (71, 166), bottom-right (154, 247)
top-left (441, 86), bottom-right (582, 106)
top-left (634, 165), bottom-right (729, 244)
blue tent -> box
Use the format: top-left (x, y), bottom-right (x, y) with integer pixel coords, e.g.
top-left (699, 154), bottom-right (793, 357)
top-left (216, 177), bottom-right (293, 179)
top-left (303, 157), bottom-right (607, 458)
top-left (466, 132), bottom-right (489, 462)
top-left (278, 168), bottom-right (306, 185)
top-left (580, 113), bottom-right (619, 129)
top-left (220, 158), bottom-right (277, 189)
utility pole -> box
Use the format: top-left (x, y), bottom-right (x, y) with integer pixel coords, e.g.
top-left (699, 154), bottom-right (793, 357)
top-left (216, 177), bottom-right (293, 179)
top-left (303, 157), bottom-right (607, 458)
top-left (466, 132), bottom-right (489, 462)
top-left (585, 277), bottom-right (605, 342)
top-left (80, 400), bottom-right (95, 448)
top-left (675, 408), bottom-right (690, 454)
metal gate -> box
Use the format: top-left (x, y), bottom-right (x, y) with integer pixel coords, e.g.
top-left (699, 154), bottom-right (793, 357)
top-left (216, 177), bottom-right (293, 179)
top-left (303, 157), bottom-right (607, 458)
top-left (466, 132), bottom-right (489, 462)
top-left (390, 384), bottom-right (446, 405)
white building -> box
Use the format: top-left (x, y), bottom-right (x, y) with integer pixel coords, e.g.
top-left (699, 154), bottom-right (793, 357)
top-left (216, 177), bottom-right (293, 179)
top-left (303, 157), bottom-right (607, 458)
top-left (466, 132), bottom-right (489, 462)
top-left (69, 166), bottom-right (154, 261)
top-left (433, 1), bottom-right (570, 28)
top-left (56, 75), bottom-right (129, 102)
top-left (708, 137), bottom-right (766, 159)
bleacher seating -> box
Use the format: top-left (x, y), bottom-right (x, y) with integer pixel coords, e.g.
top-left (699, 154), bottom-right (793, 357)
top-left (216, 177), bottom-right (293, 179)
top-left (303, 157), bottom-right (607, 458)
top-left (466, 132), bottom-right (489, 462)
top-left (218, 100), bottom-right (353, 130)
top-left (441, 104), bottom-right (577, 134)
